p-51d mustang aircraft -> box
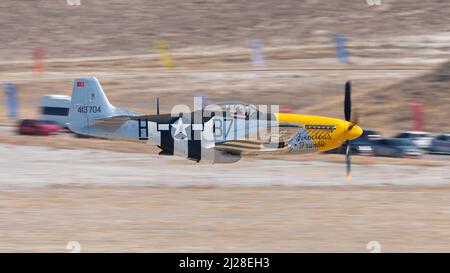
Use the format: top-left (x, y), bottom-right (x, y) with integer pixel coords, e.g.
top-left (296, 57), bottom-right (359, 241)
top-left (68, 77), bottom-right (362, 178)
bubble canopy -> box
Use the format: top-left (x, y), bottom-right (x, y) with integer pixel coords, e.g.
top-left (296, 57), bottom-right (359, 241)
top-left (209, 101), bottom-right (276, 120)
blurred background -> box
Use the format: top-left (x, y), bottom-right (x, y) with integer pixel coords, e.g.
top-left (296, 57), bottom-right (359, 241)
top-left (0, 0), bottom-right (449, 252)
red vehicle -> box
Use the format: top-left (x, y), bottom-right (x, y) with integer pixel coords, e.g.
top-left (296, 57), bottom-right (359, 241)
top-left (17, 119), bottom-right (62, 136)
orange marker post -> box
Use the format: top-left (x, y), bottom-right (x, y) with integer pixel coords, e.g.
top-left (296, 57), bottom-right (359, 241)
top-left (32, 47), bottom-right (45, 75)
top-left (410, 101), bottom-right (424, 131)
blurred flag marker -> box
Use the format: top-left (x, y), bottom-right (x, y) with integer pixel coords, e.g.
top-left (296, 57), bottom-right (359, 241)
top-left (4, 83), bottom-right (19, 119)
top-left (333, 34), bottom-right (350, 64)
top-left (155, 40), bottom-right (175, 69)
top-left (32, 47), bottom-right (45, 75)
top-left (249, 39), bottom-right (266, 67)
top-left (410, 101), bottom-right (424, 131)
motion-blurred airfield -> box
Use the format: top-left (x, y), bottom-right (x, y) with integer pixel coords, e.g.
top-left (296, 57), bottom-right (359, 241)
top-left (0, 0), bottom-right (449, 252)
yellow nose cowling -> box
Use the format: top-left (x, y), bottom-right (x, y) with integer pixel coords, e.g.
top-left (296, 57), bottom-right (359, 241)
top-left (346, 124), bottom-right (363, 141)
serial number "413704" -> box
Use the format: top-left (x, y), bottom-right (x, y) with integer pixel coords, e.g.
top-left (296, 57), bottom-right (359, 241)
top-left (78, 106), bottom-right (102, 114)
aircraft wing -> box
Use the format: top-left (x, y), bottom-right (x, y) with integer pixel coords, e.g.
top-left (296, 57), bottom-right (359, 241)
top-left (213, 122), bottom-right (306, 155)
top-left (130, 111), bottom-right (216, 124)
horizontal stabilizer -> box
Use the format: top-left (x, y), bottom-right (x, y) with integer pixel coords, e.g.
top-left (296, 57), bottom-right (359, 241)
top-left (90, 115), bottom-right (131, 125)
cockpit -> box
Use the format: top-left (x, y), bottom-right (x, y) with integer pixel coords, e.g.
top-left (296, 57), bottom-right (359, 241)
top-left (212, 101), bottom-right (276, 121)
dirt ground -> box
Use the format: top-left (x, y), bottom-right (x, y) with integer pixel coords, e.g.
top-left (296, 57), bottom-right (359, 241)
top-left (0, 143), bottom-right (448, 252)
top-left (2, 0), bottom-right (450, 60)
top-left (3, 185), bottom-right (450, 252)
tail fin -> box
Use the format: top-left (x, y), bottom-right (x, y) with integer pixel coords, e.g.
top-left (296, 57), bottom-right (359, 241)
top-left (68, 77), bottom-right (116, 135)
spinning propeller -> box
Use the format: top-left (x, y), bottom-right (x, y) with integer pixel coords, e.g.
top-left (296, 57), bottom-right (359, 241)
top-left (344, 81), bottom-right (360, 180)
